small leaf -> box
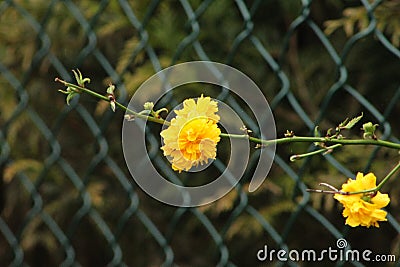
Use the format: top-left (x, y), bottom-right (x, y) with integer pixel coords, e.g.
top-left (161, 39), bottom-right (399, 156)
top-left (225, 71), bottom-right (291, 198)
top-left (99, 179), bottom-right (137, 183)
top-left (153, 107), bottom-right (168, 118)
top-left (362, 122), bottom-right (378, 139)
top-left (82, 77), bottom-right (91, 84)
top-left (106, 84), bottom-right (115, 95)
top-left (66, 92), bottom-right (77, 105)
top-left (326, 128), bottom-right (333, 136)
top-left (314, 126), bottom-right (320, 137)
top-left (58, 89), bottom-right (69, 95)
top-left (72, 69), bottom-right (90, 87)
top-left (72, 69), bottom-right (82, 84)
top-left (338, 113), bottom-right (363, 130)
top-left (345, 112), bottom-right (364, 129)
top-left (338, 118), bottom-right (349, 128)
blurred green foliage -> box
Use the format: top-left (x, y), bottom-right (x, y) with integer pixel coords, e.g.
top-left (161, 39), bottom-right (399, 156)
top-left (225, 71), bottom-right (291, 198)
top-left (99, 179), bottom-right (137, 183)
top-left (325, 0), bottom-right (400, 47)
top-left (1, 0), bottom-right (399, 266)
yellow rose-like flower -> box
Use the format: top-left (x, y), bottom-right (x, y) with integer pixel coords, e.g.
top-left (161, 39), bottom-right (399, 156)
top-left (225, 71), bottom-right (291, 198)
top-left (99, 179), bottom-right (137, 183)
top-left (334, 172), bottom-right (390, 228)
top-left (160, 95), bottom-right (221, 172)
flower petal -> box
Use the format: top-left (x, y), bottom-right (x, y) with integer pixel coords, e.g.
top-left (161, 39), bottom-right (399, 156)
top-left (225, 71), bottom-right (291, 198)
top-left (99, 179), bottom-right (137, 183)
top-left (334, 172), bottom-right (390, 228)
top-left (161, 96), bottom-right (221, 172)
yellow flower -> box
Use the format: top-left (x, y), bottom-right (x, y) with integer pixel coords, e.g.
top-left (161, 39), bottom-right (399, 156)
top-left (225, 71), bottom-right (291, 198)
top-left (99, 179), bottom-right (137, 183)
top-left (160, 95), bottom-right (221, 172)
top-left (334, 172), bottom-right (390, 228)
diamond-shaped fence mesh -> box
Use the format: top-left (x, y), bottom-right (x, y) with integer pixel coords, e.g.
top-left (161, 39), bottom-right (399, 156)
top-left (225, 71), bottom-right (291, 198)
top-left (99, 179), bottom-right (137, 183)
top-left (1, 0), bottom-right (400, 266)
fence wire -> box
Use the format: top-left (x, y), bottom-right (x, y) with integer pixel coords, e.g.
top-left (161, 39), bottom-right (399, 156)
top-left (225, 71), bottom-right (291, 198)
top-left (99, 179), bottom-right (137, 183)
top-left (1, 0), bottom-right (400, 266)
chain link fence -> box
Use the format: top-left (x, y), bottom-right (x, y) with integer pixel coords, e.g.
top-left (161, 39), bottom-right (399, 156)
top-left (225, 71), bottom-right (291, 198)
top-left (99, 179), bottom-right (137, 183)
top-left (1, 0), bottom-right (400, 266)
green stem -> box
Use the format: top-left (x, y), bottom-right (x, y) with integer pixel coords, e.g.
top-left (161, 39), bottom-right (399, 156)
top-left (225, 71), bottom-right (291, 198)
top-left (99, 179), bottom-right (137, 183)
top-left (343, 161), bottom-right (400, 195)
top-left (308, 161), bottom-right (400, 195)
top-left (56, 78), bottom-right (400, 151)
top-left (376, 161), bottom-right (400, 191)
top-left (289, 144), bottom-right (342, 162)
top-left (55, 78), bottom-right (170, 126)
top-left (58, 78), bottom-right (400, 193)
top-left (219, 133), bottom-right (400, 150)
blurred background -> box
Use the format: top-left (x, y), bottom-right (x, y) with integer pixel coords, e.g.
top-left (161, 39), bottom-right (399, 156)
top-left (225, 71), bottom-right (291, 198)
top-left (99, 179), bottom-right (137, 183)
top-left (1, 0), bottom-right (400, 266)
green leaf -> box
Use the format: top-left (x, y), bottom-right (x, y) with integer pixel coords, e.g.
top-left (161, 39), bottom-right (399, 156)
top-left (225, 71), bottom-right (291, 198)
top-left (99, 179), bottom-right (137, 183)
top-left (345, 112), bottom-right (363, 129)
top-left (339, 113), bottom-right (363, 130)
top-left (362, 122), bottom-right (378, 139)
top-left (106, 84), bottom-right (115, 95)
top-left (82, 77), bottom-right (91, 84)
top-left (72, 69), bottom-right (82, 83)
top-left (66, 92), bottom-right (77, 105)
top-left (153, 107), bottom-right (168, 118)
top-left (58, 89), bottom-right (69, 95)
top-left (314, 126), bottom-right (320, 137)
top-left (338, 118), bottom-right (348, 129)
top-left (72, 69), bottom-right (90, 87)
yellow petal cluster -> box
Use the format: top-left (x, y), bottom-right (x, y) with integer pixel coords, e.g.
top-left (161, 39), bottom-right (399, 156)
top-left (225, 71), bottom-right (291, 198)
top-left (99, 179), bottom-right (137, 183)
top-left (334, 172), bottom-right (390, 228)
top-left (160, 95), bottom-right (221, 172)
